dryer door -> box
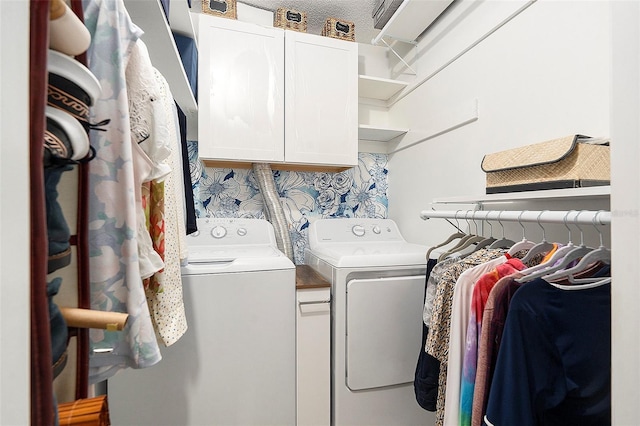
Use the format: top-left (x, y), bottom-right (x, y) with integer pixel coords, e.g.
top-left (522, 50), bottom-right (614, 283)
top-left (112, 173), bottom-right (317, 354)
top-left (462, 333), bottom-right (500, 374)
top-left (345, 275), bottom-right (425, 391)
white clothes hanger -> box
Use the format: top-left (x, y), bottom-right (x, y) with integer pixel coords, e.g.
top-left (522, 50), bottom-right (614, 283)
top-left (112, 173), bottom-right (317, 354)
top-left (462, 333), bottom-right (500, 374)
top-left (519, 210), bottom-right (555, 265)
top-left (507, 211), bottom-right (536, 256)
top-left (517, 210), bottom-right (594, 283)
top-left (549, 277), bottom-right (611, 290)
top-left (519, 210), bottom-right (578, 275)
top-left (543, 211), bottom-right (611, 283)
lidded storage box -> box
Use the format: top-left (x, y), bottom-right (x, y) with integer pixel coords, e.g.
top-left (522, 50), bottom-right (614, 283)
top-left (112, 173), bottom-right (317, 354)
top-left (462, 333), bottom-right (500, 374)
top-left (481, 135), bottom-right (610, 194)
top-left (201, 0), bottom-right (237, 19)
top-left (321, 17), bottom-right (355, 42)
top-left (373, 0), bottom-right (404, 29)
top-left (274, 8), bottom-right (308, 32)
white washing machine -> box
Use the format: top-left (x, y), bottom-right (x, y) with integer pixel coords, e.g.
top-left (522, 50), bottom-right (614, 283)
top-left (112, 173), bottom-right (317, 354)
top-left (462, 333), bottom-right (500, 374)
top-left (109, 218), bottom-right (296, 426)
top-left (305, 218), bottom-right (431, 425)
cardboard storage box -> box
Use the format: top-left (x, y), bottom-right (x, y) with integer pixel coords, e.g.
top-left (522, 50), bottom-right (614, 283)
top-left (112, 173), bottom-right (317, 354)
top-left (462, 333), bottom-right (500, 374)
top-left (274, 8), bottom-right (308, 32)
top-left (321, 17), bottom-right (355, 42)
top-left (201, 0), bottom-right (237, 19)
top-left (481, 135), bottom-right (610, 194)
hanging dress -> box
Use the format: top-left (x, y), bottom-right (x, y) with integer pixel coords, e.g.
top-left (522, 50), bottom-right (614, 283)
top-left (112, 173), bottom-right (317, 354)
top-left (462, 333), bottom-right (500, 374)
top-left (83, 0), bottom-right (161, 382)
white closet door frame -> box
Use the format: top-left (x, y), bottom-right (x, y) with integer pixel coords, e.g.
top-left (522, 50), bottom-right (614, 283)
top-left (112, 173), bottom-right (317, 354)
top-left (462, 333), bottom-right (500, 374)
top-left (611, 1), bottom-right (640, 422)
top-left (0, 0), bottom-right (30, 423)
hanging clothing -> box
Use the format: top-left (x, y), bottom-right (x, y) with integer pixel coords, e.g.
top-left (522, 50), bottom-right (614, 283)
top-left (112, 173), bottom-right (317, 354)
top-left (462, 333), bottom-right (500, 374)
top-left (458, 258), bottom-right (526, 426)
top-left (83, 0), bottom-right (161, 382)
top-left (126, 39), bottom-right (170, 280)
top-left (425, 248), bottom-right (507, 426)
top-left (471, 275), bottom-right (523, 426)
top-left (414, 258), bottom-right (439, 411)
top-left (473, 262), bottom-right (611, 425)
top-left (176, 105), bottom-right (198, 235)
top-left (442, 254), bottom-right (513, 426)
top-left (143, 69), bottom-right (189, 347)
top-left (484, 278), bottom-right (611, 426)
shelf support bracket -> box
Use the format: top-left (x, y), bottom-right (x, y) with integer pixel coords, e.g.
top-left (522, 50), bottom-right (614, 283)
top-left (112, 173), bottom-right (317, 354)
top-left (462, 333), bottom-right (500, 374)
top-left (379, 37), bottom-right (417, 76)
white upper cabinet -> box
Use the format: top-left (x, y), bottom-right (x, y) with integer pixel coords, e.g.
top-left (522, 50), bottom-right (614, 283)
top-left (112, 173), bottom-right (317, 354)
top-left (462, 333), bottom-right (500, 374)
top-left (284, 31), bottom-right (358, 166)
top-left (197, 14), bottom-right (358, 167)
top-left (197, 16), bottom-right (285, 162)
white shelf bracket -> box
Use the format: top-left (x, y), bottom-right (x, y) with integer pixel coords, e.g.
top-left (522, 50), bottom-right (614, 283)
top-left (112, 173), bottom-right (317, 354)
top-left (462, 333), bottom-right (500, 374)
top-left (379, 38), bottom-right (417, 76)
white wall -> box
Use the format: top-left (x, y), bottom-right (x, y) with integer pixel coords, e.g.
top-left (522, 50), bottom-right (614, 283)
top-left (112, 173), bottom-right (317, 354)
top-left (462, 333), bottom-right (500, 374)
top-left (0, 0), bottom-right (31, 424)
top-left (386, 0), bottom-right (611, 245)
top-left (384, 0), bottom-right (640, 422)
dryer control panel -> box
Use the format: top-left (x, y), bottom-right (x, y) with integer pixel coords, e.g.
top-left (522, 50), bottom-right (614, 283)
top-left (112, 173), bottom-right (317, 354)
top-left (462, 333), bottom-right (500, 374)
top-left (308, 218), bottom-right (405, 248)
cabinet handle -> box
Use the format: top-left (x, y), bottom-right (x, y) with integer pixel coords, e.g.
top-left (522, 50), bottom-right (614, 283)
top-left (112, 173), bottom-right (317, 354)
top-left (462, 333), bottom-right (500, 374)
top-left (298, 299), bottom-right (331, 314)
top-left (298, 299), bottom-right (330, 306)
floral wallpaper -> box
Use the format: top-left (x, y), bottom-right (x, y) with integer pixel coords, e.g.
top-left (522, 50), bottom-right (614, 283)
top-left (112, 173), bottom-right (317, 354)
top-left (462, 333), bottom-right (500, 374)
top-left (187, 142), bottom-right (389, 264)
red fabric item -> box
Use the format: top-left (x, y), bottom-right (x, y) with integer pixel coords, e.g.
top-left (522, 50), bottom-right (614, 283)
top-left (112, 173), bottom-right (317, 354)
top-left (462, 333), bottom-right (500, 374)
top-left (30, 0), bottom-right (53, 424)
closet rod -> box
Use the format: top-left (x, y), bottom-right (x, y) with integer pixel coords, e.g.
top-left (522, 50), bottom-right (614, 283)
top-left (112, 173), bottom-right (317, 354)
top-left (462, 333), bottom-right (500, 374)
top-left (420, 209), bottom-right (611, 226)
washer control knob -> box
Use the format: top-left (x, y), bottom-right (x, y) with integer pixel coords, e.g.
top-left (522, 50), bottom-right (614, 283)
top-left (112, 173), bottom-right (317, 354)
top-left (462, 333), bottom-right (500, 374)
top-left (237, 227), bottom-right (247, 237)
top-left (372, 225), bottom-right (381, 234)
top-left (352, 225), bottom-right (366, 237)
top-left (211, 226), bottom-right (227, 239)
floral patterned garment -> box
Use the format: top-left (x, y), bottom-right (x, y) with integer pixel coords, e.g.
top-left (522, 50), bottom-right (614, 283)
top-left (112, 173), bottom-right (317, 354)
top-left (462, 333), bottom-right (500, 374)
top-left (142, 180), bottom-right (165, 293)
top-left (185, 144), bottom-right (389, 264)
top-left (143, 69), bottom-right (188, 347)
top-left (83, 0), bottom-right (161, 382)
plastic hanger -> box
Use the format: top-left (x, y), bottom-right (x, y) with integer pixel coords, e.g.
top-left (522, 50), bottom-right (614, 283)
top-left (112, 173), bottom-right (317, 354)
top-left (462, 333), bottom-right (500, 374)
top-left (519, 210), bottom-right (578, 275)
top-left (544, 211), bottom-right (610, 284)
top-left (517, 210), bottom-right (594, 283)
top-left (425, 210), bottom-right (466, 260)
top-left (472, 218), bottom-right (497, 252)
top-left (507, 211), bottom-right (536, 256)
top-left (488, 211), bottom-right (515, 249)
top-left (550, 277), bottom-right (611, 290)
top-left (437, 212), bottom-right (483, 262)
top-left (519, 210), bottom-right (555, 265)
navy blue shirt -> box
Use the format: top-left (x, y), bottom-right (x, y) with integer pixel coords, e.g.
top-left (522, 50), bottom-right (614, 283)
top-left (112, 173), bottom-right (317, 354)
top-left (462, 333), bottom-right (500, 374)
top-left (485, 278), bottom-right (611, 426)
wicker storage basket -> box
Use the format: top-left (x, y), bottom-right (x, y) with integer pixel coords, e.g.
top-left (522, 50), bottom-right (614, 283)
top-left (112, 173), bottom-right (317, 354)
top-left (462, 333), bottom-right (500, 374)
top-left (481, 135), bottom-right (610, 194)
top-left (274, 8), bottom-right (307, 32)
top-left (201, 0), bottom-right (237, 19)
top-left (321, 17), bottom-right (355, 42)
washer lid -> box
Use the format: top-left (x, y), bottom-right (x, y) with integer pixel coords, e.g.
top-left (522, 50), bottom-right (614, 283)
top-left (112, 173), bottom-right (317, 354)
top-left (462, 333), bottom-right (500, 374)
top-left (187, 245), bottom-right (282, 263)
top-left (183, 245), bottom-right (294, 274)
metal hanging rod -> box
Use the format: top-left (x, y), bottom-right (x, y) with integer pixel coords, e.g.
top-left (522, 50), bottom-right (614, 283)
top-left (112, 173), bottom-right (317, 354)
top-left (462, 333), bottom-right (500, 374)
top-left (420, 209), bottom-right (611, 226)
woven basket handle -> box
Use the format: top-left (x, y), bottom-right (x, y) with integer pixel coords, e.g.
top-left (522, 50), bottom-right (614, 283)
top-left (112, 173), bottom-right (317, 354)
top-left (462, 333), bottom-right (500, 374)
top-left (206, 0), bottom-right (228, 13)
top-left (286, 10), bottom-right (302, 23)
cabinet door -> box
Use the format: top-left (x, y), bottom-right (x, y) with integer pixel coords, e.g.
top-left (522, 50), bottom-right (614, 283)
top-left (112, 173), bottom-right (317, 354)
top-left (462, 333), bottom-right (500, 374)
top-left (296, 288), bottom-right (331, 426)
top-left (284, 32), bottom-right (358, 167)
top-left (198, 16), bottom-right (285, 162)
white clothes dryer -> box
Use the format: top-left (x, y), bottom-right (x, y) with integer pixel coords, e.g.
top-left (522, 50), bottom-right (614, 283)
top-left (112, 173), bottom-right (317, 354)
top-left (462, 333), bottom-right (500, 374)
top-left (109, 218), bottom-right (296, 426)
top-left (305, 218), bottom-right (431, 425)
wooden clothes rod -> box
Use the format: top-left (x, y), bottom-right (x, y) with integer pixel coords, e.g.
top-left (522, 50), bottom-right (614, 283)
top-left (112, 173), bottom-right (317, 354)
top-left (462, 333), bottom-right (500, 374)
top-left (60, 308), bottom-right (128, 331)
top-left (420, 209), bottom-right (611, 226)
